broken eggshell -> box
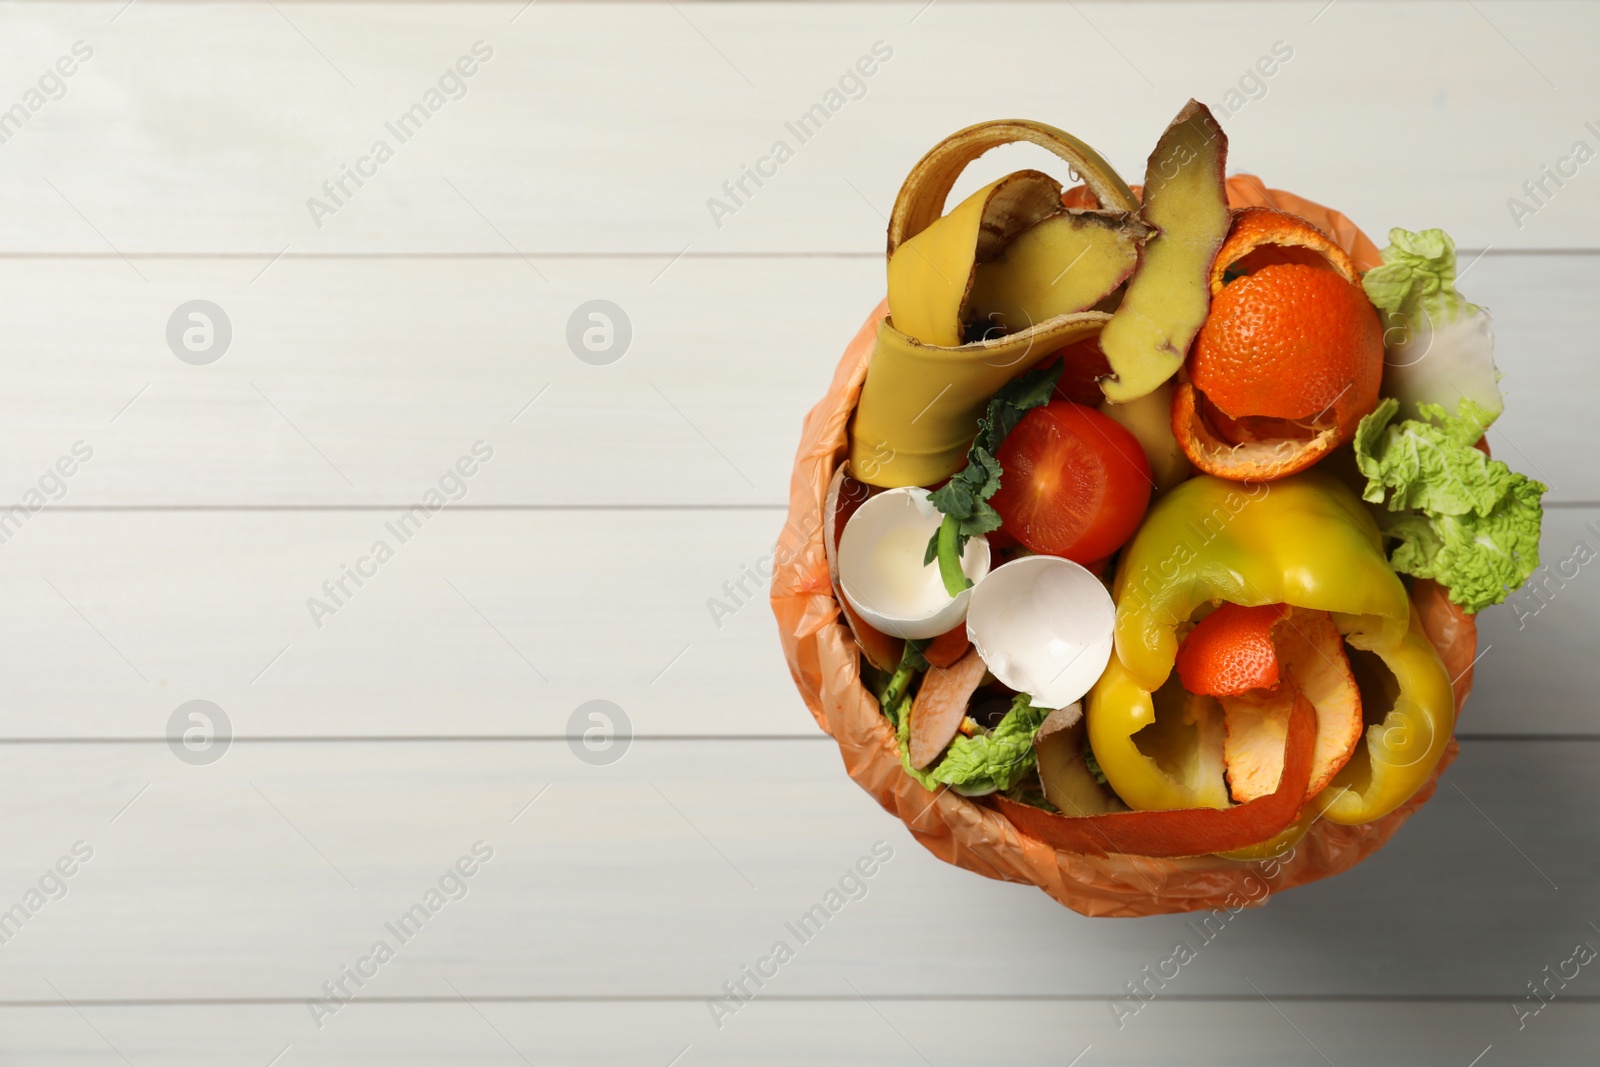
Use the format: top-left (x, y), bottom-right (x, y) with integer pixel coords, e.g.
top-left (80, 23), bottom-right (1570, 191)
top-left (836, 487), bottom-right (990, 640)
top-left (965, 555), bottom-right (1115, 710)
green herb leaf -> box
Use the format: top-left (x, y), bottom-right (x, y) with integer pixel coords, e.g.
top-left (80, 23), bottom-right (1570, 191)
top-left (924, 360), bottom-right (1064, 593)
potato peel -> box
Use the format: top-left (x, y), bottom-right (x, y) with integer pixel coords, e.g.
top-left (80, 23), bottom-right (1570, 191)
top-left (909, 647), bottom-right (989, 770)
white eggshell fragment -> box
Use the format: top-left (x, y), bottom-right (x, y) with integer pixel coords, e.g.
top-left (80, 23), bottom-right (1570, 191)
top-left (965, 555), bottom-right (1115, 709)
top-left (837, 487), bottom-right (990, 640)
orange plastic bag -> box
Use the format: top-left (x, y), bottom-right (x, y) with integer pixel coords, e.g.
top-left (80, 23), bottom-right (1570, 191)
top-left (770, 178), bottom-right (1478, 917)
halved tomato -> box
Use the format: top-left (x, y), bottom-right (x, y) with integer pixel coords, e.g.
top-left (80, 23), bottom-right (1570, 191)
top-left (991, 401), bottom-right (1152, 562)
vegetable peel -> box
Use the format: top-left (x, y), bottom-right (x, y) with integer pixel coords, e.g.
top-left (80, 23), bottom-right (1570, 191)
top-left (997, 679), bottom-right (1315, 858)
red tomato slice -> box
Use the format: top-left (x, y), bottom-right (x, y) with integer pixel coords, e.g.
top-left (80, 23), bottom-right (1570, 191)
top-left (990, 401), bottom-right (1152, 563)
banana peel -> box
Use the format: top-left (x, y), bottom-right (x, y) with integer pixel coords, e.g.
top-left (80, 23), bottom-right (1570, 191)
top-left (849, 311), bottom-right (1110, 488)
top-left (851, 119), bottom-right (1142, 489)
top-left (888, 169), bottom-right (1067, 348)
top-left (967, 208), bottom-right (1152, 337)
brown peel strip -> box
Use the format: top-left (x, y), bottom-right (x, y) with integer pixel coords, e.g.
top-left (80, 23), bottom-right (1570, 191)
top-left (1218, 607), bottom-right (1364, 803)
top-left (909, 647), bottom-right (988, 770)
top-left (994, 681), bottom-right (1316, 858)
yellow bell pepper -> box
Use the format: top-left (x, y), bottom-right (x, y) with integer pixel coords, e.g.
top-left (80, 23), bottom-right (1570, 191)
top-left (1087, 656), bottom-right (1231, 812)
top-left (1323, 607), bottom-right (1457, 825)
top-left (1086, 470), bottom-right (1455, 829)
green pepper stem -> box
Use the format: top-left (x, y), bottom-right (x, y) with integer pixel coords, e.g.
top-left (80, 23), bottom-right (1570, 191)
top-left (936, 513), bottom-right (972, 598)
top-left (878, 641), bottom-right (928, 720)
top-left (879, 663), bottom-right (914, 721)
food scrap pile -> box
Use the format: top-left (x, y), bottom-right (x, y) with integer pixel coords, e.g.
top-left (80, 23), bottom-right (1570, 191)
top-left (827, 101), bottom-right (1545, 860)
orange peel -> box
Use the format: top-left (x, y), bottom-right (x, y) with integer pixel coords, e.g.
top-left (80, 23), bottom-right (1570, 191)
top-left (1171, 380), bottom-right (1341, 481)
top-left (1174, 210), bottom-right (1383, 482)
top-left (1219, 608), bottom-right (1363, 803)
top-left (1176, 602), bottom-right (1288, 697)
top-left (1208, 206), bottom-right (1359, 293)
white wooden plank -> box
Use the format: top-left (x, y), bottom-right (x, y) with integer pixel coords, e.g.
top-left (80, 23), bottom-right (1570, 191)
top-left (3, 6), bottom-right (1591, 1054)
top-left (0, 999), bottom-right (1588, 1066)
top-left (0, 3), bottom-right (1594, 254)
top-left (0, 506), bottom-right (1590, 739)
top-left (1470, 507), bottom-right (1600, 735)
top-left (1475, 252), bottom-right (1600, 506)
top-left (0, 508), bottom-right (814, 738)
top-left (0, 254), bottom-right (876, 507)
top-left (0, 737), bottom-right (1586, 1003)
top-left (0, 251), bottom-right (1589, 508)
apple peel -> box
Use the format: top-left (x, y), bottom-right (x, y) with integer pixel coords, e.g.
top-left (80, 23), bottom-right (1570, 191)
top-left (1220, 609), bottom-right (1363, 803)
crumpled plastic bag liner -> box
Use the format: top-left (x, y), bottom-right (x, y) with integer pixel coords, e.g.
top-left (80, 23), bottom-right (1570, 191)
top-left (771, 178), bottom-right (1479, 918)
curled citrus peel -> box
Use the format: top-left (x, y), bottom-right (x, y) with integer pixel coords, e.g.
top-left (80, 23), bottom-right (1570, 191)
top-left (1175, 602), bottom-right (1364, 804)
top-left (1171, 382), bottom-right (1343, 482)
top-left (1176, 602), bottom-right (1287, 696)
top-left (1173, 209), bottom-right (1383, 482)
top-left (1208, 206), bottom-right (1359, 293)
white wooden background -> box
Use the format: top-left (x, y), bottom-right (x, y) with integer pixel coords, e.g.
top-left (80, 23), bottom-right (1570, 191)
top-left (0, 1), bottom-right (1596, 1063)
